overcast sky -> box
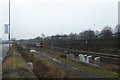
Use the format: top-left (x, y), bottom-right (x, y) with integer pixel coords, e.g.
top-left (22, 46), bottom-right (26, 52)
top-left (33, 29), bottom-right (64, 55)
top-left (0, 0), bottom-right (119, 40)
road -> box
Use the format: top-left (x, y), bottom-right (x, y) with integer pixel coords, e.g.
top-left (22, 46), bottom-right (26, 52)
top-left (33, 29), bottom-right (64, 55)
top-left (35, 51), bottom-right (102, 78)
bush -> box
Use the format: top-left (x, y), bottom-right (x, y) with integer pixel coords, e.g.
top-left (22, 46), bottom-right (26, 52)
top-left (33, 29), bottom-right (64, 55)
top-left (60, 53), bottom-right (66, 58)
top-left (33, 58), bottom-right (66, 78)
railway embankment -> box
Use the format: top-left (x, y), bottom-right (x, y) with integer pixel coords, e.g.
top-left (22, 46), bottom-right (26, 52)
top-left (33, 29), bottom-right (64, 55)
top-left (2, 44), bottom-right (37, 79)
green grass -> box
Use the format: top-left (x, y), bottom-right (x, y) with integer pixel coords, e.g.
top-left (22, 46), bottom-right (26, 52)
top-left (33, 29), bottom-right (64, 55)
top-left (100, 48), bottom-right (118, 53)
top-left (35, 48), bottom-right (119, 78)
top-left (57, 57), bottom-right (118, 78)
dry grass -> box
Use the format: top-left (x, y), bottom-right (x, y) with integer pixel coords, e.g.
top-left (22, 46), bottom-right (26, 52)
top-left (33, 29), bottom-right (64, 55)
top-left (17, 45), bottom-right (80, 78)
top-left (2, 44), bottom-right (37, 78)
top-left (35, 47), bottom-right (119, 78)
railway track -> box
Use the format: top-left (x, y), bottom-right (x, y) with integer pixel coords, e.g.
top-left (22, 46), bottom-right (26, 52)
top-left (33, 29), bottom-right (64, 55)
top-left (43, 46), bottom-right (120, 65)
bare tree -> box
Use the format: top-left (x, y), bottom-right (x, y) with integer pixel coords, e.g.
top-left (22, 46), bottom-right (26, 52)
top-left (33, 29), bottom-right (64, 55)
top-left (114, 24), bottom-right (120, 38)
top-left (101, 26), bottom-right (113, 38)
top-left (79, 30), bottom-right (95, 39)
top-left (41, 33), bottom-right (45, 38)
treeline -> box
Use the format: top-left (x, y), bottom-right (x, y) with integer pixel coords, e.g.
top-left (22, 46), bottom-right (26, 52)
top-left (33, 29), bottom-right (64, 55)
top-left (18, 25), bottom-right (120, 54)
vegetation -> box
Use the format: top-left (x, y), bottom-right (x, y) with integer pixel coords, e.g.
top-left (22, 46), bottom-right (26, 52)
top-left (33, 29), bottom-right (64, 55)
top-left (18, 25), bottom-right (120, 54)
top-left (16, 25), bottom-right (120, 78)
top-left (2, 44), bottom-right (36, 79)
top-left (17, 44), bottom-right (80, 78)
top-left (35, 47), bottom-right (119, 78)
top-left (33, 53), bottom-right (79, 78)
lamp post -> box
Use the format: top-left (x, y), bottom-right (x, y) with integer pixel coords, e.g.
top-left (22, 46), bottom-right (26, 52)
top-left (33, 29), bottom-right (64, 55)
top-left (116, 3), bottom-right (120, 78)
top-left (9, 0), bottom-right (11, 48)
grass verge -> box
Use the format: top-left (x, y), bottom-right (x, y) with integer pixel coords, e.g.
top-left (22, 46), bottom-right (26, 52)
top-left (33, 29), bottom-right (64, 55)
top-left (2, 44), bottom-right (36, 79)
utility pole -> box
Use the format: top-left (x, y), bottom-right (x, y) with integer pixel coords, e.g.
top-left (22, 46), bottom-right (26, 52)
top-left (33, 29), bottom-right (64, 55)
top-left (118, 1), bottom-right (120, 56)
top-left (9, 0), bottom-right (10, 48)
